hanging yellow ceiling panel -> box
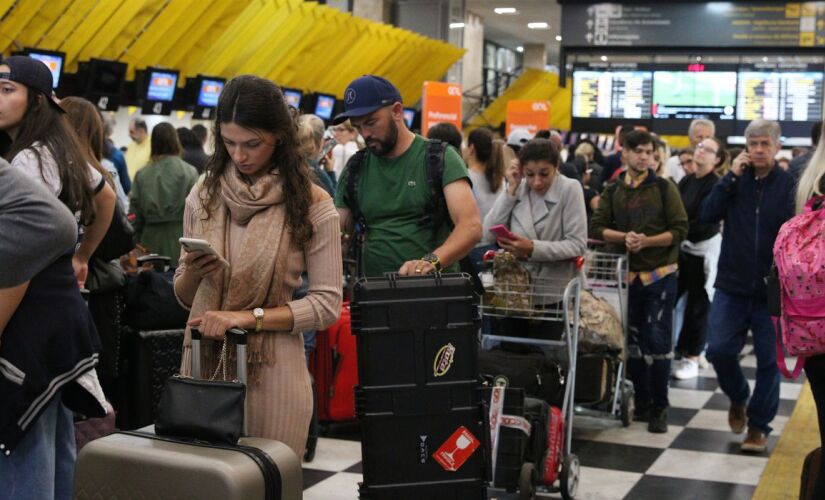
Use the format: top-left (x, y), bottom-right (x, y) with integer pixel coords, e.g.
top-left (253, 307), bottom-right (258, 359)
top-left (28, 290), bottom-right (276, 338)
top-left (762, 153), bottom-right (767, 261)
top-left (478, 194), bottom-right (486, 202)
top-left (0, 0), bottom-right (49, 53)
top-left (60, 0), bottom-right (131, 71)
top-left (242, 3), bottom-right (307, 82)
top-left (167, 0), bottom-right (250, 77)
top-left (13, 0), bottom-right (73, 49)
top-left (1, 0), bottom-right (464, 104)
top-left (117, 0), bottom-right (209, 77)
top-left (35, 0), bottom-right (98, 52)
top-left (78, 0), bottom-right (163, 66)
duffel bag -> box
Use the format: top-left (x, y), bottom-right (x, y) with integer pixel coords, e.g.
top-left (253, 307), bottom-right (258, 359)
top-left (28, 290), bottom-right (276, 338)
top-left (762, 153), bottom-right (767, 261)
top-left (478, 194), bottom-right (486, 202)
top-left (478, 347), bottom-right (564, 406)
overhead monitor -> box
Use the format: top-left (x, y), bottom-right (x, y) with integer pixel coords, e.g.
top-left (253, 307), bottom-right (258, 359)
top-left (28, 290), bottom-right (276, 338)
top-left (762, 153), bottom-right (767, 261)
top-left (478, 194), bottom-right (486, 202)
top-left (737, 66), bottom-right (823, 123)
top-left (403, 108), bottom-right (416, 128)
top-left (84, 58), bottom-right (127, 111)
top-left (314, 93), bottom-right (336, 120)
top-left (196, 77), bottom-right (225, 108)
top-left (652, 65), bottom-right (737, 120)
top-left (572, 67), bottom-right (653, 120)
top-left (26, 49), bottom-right (65, 89)
top-left (282, 87), bottom-right (303, 109)
top-left (145, 69), bottom-right (178, 102)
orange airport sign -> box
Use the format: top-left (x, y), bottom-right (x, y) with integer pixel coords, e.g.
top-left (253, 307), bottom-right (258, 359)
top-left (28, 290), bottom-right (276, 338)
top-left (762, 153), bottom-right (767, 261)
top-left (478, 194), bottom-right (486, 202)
top-left (422, 81), bottom-right (462, 135)
top-left (505, 100), bottom-right (551, 137)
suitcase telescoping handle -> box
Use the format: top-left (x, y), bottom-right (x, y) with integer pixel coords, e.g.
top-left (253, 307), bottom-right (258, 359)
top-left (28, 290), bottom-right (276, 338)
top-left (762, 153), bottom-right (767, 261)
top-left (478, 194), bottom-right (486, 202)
top-left (190, 327), bottom-right (248, 385)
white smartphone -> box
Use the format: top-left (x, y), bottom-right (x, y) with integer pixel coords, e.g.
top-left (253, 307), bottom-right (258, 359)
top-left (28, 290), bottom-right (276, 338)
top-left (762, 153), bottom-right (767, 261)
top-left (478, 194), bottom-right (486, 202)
top-left (179, 238), bottom-right (229, 268)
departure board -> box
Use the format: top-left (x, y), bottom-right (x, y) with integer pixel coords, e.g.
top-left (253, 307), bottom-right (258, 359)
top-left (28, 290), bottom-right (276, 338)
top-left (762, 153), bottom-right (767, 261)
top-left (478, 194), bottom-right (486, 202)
top-left (572, 70), bottom-right (652, 119)
top-left (737, 69), bottom-right (823, 122)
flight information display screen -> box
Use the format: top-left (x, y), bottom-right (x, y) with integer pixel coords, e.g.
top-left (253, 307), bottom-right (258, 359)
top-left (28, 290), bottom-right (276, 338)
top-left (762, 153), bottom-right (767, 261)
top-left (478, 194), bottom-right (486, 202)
top-left (652, 68), bottom-right (737, 120)
top-left (572, 69), bottom-right (652, 119)
top-left (737, 67), bottom-right (823, 122)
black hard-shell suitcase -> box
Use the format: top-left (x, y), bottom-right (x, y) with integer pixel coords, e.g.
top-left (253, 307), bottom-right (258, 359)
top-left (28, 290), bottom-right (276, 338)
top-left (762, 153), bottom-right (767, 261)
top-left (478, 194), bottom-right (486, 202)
top-left (118, 328), bottom-right (183, 430)
top-left (352, 273), bottom-right (488, 498)
top-left (75, 328), bottom-right (302, 499)
top-left (801, 447), bottom-right (822, 500)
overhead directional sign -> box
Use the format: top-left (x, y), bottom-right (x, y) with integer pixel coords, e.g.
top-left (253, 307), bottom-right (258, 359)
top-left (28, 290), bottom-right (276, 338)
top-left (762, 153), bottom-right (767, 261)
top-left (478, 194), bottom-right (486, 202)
top-left (562, 2), bottom-right (825, 48)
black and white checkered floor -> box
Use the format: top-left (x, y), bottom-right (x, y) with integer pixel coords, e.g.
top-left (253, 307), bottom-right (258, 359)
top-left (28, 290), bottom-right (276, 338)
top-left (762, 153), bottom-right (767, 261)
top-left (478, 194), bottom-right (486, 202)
top-left (300, 348), bottom-right (804, 499)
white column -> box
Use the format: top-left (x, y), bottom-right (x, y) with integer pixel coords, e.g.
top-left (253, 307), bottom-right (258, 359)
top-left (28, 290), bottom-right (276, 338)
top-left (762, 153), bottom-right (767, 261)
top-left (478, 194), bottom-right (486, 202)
top-left (523, 43), bottom-right (547, 70)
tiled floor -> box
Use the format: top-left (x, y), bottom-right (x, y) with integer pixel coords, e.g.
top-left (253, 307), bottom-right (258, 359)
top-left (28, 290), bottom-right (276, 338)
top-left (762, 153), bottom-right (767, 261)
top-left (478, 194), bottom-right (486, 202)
top-left (301, 351), bottom-right (805, 499)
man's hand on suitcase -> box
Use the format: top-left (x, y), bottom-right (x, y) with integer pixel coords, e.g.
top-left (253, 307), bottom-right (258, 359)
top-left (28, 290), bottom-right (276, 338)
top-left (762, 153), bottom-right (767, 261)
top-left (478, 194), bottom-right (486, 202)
top-left (398, 259), bottom-right (435, 276)
top-left (188, 311), bottom-right (250, 339)
top-left (182, 250), bottom-right (224, 279)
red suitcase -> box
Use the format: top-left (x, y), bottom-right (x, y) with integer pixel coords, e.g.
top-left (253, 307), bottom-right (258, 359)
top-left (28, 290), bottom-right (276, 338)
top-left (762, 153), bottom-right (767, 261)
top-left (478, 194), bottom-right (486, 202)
top-left (311, 303), bottom-right (357, 422)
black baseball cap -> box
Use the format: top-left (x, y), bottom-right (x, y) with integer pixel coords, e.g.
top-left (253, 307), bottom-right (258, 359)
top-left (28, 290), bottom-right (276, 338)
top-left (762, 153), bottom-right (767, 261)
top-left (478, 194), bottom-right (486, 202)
top-left (332, 75), bottom-right (402, 125)
top-left (0, 55), bottom-right (65, 113)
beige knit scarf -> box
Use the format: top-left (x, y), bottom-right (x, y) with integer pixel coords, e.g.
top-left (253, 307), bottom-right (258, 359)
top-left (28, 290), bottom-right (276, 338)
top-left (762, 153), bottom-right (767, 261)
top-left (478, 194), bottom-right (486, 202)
top-left (184, 167), bottom-right (291, 381)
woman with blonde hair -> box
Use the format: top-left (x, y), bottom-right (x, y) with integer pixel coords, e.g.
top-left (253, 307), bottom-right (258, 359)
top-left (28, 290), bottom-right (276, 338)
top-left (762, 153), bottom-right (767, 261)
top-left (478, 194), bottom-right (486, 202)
top-left (330, 119), bottom-right (361, 177)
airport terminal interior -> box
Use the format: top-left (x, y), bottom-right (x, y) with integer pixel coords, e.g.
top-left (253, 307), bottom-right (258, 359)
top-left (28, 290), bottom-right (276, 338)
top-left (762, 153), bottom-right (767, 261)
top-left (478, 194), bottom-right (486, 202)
top-left (2, 0), bottom-right (825, 499)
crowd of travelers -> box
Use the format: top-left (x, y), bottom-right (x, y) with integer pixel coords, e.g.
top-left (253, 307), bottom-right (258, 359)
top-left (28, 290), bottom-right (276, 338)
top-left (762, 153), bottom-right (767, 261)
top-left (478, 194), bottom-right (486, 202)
top-left (2, 55), bottom-right (825, 497)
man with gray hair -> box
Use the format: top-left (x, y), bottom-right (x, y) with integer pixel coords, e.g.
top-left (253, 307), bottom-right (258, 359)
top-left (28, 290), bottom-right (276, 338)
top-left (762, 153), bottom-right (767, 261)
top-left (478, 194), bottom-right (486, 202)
top-left (700, 118), bottom-right (795, 453)
top-left (665, 119), bottom-right (715, 182)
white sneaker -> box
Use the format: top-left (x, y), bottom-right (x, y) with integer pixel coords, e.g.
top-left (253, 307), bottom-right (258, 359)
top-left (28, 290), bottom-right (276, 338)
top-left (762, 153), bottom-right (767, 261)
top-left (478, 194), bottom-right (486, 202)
top-left (670, 359), bottom-right (684, 377)
top-left (673, 358), bottom-right (699, 380)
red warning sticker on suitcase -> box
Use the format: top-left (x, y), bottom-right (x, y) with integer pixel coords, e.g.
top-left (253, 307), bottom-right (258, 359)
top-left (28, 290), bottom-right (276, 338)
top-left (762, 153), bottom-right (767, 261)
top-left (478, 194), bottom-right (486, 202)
top-left (432, 426), bottom-right (481, 472)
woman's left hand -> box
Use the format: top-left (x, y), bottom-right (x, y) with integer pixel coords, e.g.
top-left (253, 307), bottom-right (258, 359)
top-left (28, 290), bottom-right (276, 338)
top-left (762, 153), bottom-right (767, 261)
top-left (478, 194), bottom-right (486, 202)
top-left (188, 310), bottom-right (251, 339)
top-left (497, 234), bottom-right (534, 260)
top-left (72, 255), bottom-right (88, 288)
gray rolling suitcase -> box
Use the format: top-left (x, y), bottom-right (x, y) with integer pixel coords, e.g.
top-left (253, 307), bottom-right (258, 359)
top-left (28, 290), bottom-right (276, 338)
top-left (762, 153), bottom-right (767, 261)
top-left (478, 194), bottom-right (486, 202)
top-left (74, 328), bottom-right (303, 500)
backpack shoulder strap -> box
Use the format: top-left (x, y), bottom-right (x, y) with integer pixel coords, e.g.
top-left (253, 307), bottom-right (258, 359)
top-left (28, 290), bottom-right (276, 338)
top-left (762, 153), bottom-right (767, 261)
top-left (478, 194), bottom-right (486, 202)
top-left (657, 177), bottom-right (670, 226)
top-left (345, 149), bottom-right (369, 226)
top-left (425, 139), bottom-right (449, 226)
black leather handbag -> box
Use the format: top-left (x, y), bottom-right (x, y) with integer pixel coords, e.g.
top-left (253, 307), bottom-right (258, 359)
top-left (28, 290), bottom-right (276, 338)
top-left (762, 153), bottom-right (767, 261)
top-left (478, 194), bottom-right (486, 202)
top-left (155, 328), bottom-right (247, 446)
top-left (95, 203), bottom-right (136, 261)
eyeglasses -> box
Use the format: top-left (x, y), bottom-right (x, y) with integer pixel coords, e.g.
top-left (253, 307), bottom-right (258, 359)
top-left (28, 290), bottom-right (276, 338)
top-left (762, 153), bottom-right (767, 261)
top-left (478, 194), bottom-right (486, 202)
top-left (696, 143), bottom-right (718, 154)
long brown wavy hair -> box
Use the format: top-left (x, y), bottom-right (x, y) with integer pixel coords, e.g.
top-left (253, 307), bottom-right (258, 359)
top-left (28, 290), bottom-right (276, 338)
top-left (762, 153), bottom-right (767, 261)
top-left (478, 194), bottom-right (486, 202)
top-left (200, 75), bottom-right (313, 249)
top-left (3, 89), bottom-right (97, 225)
top-left (60, 96), bottom-right (111, 184)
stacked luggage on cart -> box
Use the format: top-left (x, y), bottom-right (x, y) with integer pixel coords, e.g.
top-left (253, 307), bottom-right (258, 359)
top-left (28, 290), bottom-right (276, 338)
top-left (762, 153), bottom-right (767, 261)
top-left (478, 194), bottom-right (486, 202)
top-left (352, 273), bottom-right (490, 499)
top-left (477, 251), bottom-right (583, 500)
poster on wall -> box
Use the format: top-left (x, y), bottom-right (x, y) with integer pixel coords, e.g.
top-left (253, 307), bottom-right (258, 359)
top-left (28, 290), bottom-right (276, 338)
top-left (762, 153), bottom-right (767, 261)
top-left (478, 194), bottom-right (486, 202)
top-left (562, 2), bottom-right (825, 48)
top-left (505, 100), bottom-right (551, 136)
top-left (421, 81), bottom-right (462, 136)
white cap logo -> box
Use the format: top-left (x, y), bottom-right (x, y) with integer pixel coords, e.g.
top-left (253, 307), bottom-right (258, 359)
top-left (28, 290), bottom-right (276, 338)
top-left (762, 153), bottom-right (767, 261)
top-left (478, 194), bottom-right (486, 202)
top-left (345, 88), bottom-right (357, 104)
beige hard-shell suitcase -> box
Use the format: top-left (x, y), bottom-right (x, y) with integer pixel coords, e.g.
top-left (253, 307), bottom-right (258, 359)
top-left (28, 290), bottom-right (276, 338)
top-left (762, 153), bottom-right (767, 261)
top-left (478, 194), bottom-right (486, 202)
top-left (74, 426), bottom-right (302, 500)
top-left (74, 328), bottom-right (302, 500)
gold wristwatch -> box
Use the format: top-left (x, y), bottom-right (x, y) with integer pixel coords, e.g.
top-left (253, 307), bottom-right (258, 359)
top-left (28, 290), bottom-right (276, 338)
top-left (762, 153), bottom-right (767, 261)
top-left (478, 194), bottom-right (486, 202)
top-left (253, 308), bottom-right (265, 332)
top-left (421, 253), bottom-right (442, 272)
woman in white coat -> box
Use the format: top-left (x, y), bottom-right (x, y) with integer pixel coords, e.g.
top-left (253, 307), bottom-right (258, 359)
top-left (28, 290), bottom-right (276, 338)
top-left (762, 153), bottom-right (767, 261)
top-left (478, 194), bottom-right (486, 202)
top-left (482, 138), bottom-right (588, 340)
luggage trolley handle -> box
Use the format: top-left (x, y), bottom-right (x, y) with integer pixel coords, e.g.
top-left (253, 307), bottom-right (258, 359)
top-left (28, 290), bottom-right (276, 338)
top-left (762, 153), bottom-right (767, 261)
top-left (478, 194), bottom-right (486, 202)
top-left (190, 327), bottom-right (249, 385)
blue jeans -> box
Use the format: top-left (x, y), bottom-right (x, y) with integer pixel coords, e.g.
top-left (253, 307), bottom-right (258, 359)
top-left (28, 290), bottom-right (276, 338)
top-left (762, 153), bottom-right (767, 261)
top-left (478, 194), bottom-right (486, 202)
top-left (0, 393), bottom-right (75, 500)
top-left (706, 289), bottom-right (780, 434)
top-left (626, 273), bottom-right (678, 409)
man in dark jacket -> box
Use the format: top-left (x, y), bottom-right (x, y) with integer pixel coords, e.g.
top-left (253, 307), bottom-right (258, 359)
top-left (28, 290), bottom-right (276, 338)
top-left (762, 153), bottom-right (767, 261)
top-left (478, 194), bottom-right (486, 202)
top-left (701, 118), bottom-right (795, 453)
top-left (591, 130), bottom-right (689, 434)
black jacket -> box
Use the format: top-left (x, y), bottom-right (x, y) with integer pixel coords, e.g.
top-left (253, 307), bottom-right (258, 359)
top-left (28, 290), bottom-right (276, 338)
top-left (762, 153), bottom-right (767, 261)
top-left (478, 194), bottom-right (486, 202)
top-left (0, 256), bottom-right (103, 455)
top-left (700, 166), bottom-right (795, 298)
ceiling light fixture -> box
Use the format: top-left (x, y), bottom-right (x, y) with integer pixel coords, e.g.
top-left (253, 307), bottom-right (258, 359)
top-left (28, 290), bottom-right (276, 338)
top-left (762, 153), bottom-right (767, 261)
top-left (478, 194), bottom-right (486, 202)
top-left (527, 22), bottom-right (549, 30)
top-left (449, 22), bottom-right (465, 29)
top-left (555, 35), bottom-right (562, 42)
top-left (600, 55), bottom-right (608, 62)
top-left (494, 7), bottom-right (518, 15)
top-left (516, 46), bottom-right (524, 53)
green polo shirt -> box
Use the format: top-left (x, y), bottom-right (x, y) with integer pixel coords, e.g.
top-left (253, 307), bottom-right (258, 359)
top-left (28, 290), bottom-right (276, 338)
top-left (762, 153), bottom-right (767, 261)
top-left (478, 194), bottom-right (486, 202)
top-left (335, 135), bottom-right (469, 277)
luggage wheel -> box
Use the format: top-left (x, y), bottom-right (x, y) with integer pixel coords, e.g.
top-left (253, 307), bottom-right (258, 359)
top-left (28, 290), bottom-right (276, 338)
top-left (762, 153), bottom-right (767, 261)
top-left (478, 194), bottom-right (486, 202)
top-left (560, 454), bottom-right (580, 500)
top-left (620, 390), bottom-right (634, 427)
top-left (518, 462), bottom-right (538, 500)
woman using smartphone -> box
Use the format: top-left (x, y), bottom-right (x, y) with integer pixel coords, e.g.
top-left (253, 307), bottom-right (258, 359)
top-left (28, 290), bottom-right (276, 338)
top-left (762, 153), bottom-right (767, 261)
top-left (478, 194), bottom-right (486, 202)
top-left (173, 75), bottom-right (342, 456)
top-left (481, 138), bottom-right (587, 338)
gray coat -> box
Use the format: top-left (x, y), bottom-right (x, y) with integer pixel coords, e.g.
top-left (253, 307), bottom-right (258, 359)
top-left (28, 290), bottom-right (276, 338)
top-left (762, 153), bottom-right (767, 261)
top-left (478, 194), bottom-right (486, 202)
top-left (483, 173), bottom-right (587, 300)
